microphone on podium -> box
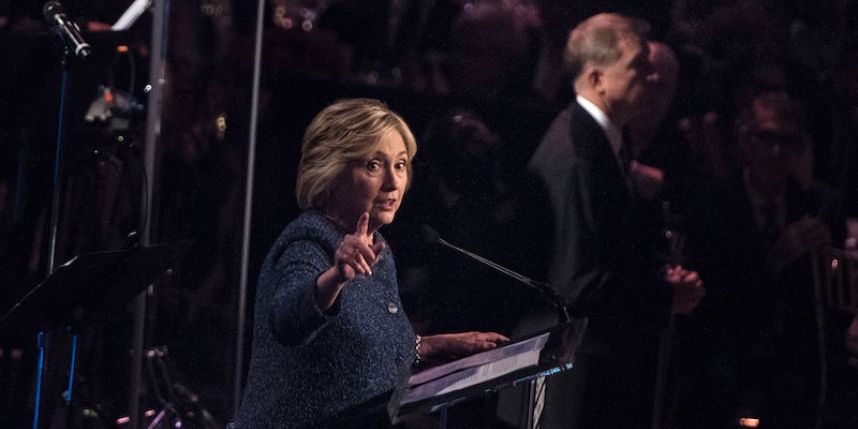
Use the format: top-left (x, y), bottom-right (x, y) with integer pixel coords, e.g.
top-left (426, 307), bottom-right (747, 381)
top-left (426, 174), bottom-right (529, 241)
top-left (421, 225), bottom-right (573, 325)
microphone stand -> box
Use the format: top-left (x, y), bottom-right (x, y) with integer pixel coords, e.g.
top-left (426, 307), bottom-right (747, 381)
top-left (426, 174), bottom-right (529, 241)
top-left (35, 20), bottom-right (89, 424)
top-left (31, 45), bottom-right (74, 429)
top-left (44, 0), bottom-right (93, 277)
top-left (426, 227), bottom-right (573, 429)
top-left (425, 226), bottom-right (573, 325)
top-left (46, 46), bottom-right (72, 277)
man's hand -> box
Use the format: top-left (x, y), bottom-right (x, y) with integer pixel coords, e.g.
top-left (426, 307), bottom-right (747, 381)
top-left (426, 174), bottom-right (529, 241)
top-left (665, 265), bottom-right (705, 315)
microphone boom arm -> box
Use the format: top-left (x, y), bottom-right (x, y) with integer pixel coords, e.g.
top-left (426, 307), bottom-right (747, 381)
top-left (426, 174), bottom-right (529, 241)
top-left (432, 232), bottom-right (573, 325)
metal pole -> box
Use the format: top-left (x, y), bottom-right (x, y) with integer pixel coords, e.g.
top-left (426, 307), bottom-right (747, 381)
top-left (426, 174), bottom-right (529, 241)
top-left (64, 334), bottom-right (78, 404)
top-left (31, 332), bottom-right (48, 429)
top-left (233, 0), bottom-right (267, 417)
top-left (129, 0), bottom-right (170, 427)
top-left (46, 51), bottom-right (70, 277)
top-left (35, 46), bottom-right (70, 429)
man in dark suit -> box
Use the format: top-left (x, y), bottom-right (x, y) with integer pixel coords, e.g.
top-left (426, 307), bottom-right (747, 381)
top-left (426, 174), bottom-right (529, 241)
top-left (526, 13), bottom-right (705, 429)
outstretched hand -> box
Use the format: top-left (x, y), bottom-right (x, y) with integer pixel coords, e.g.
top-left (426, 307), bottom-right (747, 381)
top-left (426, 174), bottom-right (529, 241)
top-left (334, 212), bottom-right (386, 281)
top-left (316, 212), bottom-right (385, 311)
top-left (420, 331), bottom-right (510, 362)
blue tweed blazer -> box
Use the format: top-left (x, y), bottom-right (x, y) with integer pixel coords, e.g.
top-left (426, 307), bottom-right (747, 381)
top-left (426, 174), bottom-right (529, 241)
top-left (235, 211), bottom-right (415, 429)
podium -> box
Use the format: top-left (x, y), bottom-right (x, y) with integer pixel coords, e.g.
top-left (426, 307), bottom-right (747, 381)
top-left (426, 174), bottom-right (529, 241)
top-left (321, 319), bottom-right (587, 429)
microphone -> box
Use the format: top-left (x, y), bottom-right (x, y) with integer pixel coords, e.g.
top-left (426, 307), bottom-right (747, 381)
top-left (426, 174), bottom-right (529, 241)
top-left (43, 1), bottom-right (93, 59)
top-left (421, 225), bottom-right (573, 324)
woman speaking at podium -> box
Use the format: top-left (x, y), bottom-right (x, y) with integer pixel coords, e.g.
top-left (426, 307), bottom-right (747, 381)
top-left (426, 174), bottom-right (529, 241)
top-left (234, 99), bottom-right (507, 429)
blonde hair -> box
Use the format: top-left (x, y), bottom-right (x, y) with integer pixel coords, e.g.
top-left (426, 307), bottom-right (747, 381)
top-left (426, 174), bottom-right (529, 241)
top-left (564, 13), bottom-right (650, 83)
top-left (295, 98), bottom-right (417, 210)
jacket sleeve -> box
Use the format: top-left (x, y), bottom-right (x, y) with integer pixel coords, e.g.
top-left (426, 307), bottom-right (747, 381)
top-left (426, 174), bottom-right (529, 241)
top-left (267, 238), bottom-right (341, 346)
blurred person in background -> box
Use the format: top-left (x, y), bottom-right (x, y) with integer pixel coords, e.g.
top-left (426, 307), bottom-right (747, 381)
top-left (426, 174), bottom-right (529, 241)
top-left (683, 91), bottom-right (847, 429)
top-left (525, 13), bottom-right (705, 429)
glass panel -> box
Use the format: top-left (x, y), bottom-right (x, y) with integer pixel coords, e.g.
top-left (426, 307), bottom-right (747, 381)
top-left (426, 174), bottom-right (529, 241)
top-left (141, 0), bottom-right (248, 426)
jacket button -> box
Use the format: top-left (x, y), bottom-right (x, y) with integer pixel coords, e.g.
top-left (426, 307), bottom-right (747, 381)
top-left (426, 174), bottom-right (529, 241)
top-left (387, 302), bottom-right (399, 314)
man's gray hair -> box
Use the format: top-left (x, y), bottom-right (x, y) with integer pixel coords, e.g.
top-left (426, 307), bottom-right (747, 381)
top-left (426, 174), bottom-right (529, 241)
top-left (563, 13), bottom-right (650, 81)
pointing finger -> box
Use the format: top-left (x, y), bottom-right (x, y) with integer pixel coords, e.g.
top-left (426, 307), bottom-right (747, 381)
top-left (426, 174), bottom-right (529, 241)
top-left (355, 212), bottom-right (370, 239)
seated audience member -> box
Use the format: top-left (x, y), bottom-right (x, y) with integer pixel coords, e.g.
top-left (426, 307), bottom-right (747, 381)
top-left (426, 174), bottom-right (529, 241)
top-left (234, 99), bottom-right (507, 429)
top-left (682, 91), bottom-right (847, 429)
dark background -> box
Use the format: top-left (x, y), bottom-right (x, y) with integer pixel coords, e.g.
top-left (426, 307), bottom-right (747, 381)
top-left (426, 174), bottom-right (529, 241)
top-left (1, 0), bottom-right (856, 427)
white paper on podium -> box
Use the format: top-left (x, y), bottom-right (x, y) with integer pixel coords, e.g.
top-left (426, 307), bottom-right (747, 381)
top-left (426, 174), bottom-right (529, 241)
top-left (401, 332), bottom-right (550, 405)
top-left (409, 332), bottom-right (550, 386)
